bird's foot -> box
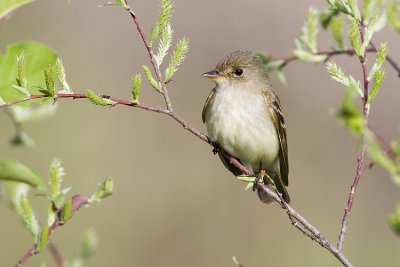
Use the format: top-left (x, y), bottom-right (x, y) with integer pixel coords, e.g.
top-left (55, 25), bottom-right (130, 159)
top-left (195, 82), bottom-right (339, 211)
top-left (211, 141), bottom-right (220, 155)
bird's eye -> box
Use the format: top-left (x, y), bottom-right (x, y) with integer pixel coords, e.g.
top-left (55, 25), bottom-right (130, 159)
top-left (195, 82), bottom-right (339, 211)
top-left (234, 68), bottom-right (244, 76)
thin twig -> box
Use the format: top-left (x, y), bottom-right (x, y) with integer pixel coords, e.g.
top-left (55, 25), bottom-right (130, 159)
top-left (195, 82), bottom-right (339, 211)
top-left (279, 46), bottom-right (400, 78)
top-left (48, 242), bottom-right (66, 267)
top-left (337, 20), bottom-right (371, 251)
top-left (15, 220), bottom-right (61, 267)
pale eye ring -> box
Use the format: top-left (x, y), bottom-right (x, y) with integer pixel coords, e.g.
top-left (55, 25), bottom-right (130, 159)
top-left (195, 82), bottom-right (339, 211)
top-left (234, 68), bottom-right (244, 76)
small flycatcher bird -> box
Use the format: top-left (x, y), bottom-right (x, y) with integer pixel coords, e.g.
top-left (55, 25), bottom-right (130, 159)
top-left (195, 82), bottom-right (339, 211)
top-left (202, 50), bottom-right (290, 203)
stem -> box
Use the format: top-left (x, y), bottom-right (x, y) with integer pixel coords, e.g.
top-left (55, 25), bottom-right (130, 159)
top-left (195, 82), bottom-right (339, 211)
top-left (337, 20), bottom-right (370, 251)
top-left (15, 220), bottom-right (61, 267)
top-left (48, 242), bottom-right (66, 267)
top-left (279, 46), bottom-right (400, 78)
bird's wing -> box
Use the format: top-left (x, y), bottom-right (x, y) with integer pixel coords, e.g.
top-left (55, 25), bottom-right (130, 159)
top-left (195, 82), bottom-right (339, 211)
top-left (202, 89), bottom-right (215, 123)
top-left (263, 91), bottom-right (289, 186)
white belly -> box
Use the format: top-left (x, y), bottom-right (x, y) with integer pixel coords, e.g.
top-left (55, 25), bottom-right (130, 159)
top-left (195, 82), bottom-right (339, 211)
top-left (205, 87), bottom-right (279, 173)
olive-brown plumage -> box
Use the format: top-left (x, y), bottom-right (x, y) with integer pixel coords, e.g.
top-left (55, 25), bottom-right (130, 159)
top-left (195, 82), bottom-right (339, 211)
top-left (202, 51), bottom-right (290, 203)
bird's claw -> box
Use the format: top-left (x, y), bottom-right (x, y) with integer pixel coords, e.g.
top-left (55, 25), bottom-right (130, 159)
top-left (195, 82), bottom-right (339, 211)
top-left (211, 141), bottom-right (220, 154)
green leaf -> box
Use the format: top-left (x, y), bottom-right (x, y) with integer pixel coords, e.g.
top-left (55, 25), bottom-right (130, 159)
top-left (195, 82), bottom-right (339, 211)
top-left (369, 42), bottom-right (388, 79)
top-left (389, 205), bottom-right (400, 235)
top-left (19, 195), bottom-right (40, 241)
top-left (56, 58), bottom-right (72, 93)
top-left (61, 198), bottom-right (73, 222)
top-left (143, 65), bottom-right (161, 92)
top-left (149, 23), bottom-right (160, 44)
top-left (0, 42), bottom-right (57, 102)
top-left (388, 1), bottom-right (400, 32)
top-left (0, 160), bottom-right (45, 189)
top-left (326, 61), bottom-right (348, 85)
top-left (16, 51), bottom-right (27, 91)
top-left (10, 101), bottom-right (57, 123)
top-left (49, 159), bottom-right (64, 200)
top-left (335, 86), bottom-right (364, 134)
top-left (155, 23), bottom-right (173, 67)
top-left (36, 223), bottom-right (49, 252)
top-left (0, 0), bottom-right (36, 21)
top-left (331, 17), bottom-right (345, 50)
top-left (297, 8), bottom-right (319, 53)
top-left (158, 0), bottom-right (174, 37)
top-left (360, 14), bottom-right (378, 55)
top-left (90, 177), bottom-right (114, 203)
top-left (131, 74), bottom-right (142, 104)
top-left (348, 18), bottom-right (362, 57)
top-left (367, 135), bottom-right (400, 185)
top-left (80, 229), bottom-right (97, 259)
top-left (327, 0), bottom-right (352, 16)
top-left (43, 65), bottom-right (55, 97)
top-left (319, 8), bottom-right (339, 28)
top-left (363, 0), bottom-right (384, 22)
top-left (348, 0), bottom-right (361, 20)
top-left (69, 229), bottom-right (98, 267)
top-left (165, 37), bottom-right (189, 81)
top-left (293, 49), bottom-right (327, 62)
top-left (86, 89), bottom-right (115, 106)
top-left (236, 175), bottom-right (256, 183)
top-left (277, 70), bottom-right (287, 85)
top-left (368, 69), bottom-right (385, 104)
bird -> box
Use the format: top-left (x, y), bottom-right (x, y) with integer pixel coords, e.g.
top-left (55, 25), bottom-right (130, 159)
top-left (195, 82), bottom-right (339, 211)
top-left (202, 50), bottom-right (290, 203)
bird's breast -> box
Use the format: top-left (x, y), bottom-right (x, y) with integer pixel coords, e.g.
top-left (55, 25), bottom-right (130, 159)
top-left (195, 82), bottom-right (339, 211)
top-left (205, 87), bottom-right (279, 172)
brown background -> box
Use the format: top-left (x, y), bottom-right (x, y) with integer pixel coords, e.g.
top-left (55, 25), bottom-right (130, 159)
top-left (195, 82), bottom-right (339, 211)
top-left (1, 0), bottom-right (400, 266)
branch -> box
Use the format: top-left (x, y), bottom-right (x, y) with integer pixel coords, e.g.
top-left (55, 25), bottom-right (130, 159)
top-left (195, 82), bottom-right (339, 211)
top-left (15, 195), bottom-right (90, 267)
top-left (48, 242), bottom-right (66, 267)
top-left (337, 20), bottom-right (371, 251)
top-left (15, 219), bottom-right (61, 267)
top-left (278, 46), bottom-right (400, 78)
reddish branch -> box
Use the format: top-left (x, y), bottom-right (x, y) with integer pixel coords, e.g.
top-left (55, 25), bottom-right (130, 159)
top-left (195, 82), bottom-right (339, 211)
top-left (15, 220), bottom-right (62, 267)
top-left (279, 46), bottom-right (400, 78)
top-left (337, 21), bottom-right (371, 251)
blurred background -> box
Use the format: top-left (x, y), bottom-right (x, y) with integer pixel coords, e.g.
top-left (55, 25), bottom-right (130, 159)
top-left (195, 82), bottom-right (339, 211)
top-left (1, 0), bottom-right (400, 266)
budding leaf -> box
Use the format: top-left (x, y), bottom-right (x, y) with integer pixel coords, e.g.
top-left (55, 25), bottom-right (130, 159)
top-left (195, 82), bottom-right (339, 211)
top-left (331, 17), bottom-right (345, 50)
top-left (87, 89), bottom-right (115, 106)
top-left (368, 69), bottom-right (386, 104)
top-left (293, 49), bottom-right (327, 63)
top-left (319, 8), bottom-right (339, 28)
top-left (335, 86), bottom-right (363, 135)
top-left (388, 1), bottom-right (400, 33)
top-left (37, 223), bottom-right (49, 252)
top-left (158, 0), bottom-right (174, 37)
top-left (236, 175), bottom-right (256, 183)
top-left (42, 65), bottom-right (55, 97)
top-left (19, 196), bottom-right (40, 241)
top-left (367, 136), bottom-right (400, 185)
top-left (143, 65), bottom-right (162, 92)
top-left (165, 37), bottom-right (189, 81)
top-left (61, 198), bottom-right (73, 222)
top-left (131, 74), bottom-right (142, 104)
top-left (49, 159), bottom-right (65, 202)
top-left (155, 23), bottom-right (173, 67)
top-left (389, 205), bottom-right (400, 235)
top-left (369, 42), bottom-right (388, 79)
top-left (56, 58), bottom-right (72, 93)
top-left (90, 177), bottom-right (114, 203)
top-left (16, 51), bottom-right (28, 91)
top-left (348, 18), bottom-right (362, 58)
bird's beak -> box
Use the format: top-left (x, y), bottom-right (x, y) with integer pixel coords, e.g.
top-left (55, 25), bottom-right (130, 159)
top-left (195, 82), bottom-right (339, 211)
top-left (202, 70), bottom-right (223, 79)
